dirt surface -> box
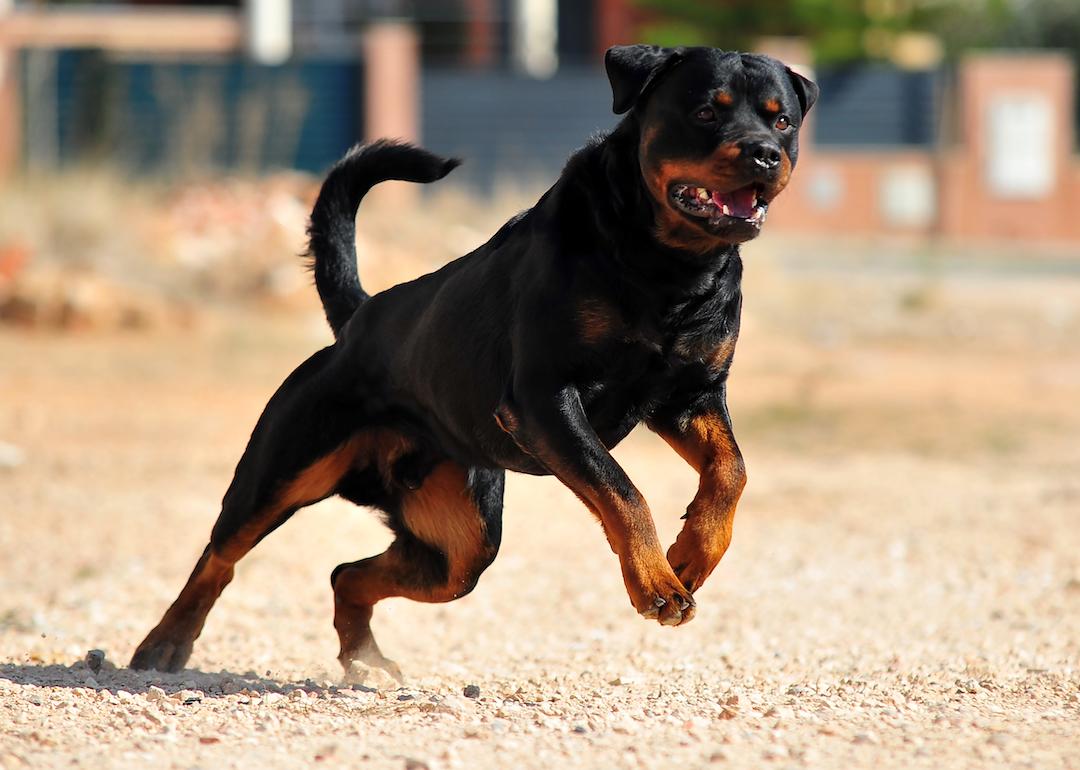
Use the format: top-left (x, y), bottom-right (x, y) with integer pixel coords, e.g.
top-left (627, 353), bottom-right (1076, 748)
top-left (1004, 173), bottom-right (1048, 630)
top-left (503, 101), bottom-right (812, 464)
top-left (2, 242), bottom-right (1079, 769)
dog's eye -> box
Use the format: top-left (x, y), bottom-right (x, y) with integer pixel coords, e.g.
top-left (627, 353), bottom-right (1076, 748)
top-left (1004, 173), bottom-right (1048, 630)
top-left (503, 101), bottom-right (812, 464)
top-left (775, 115), bottom-right (791, 131)
top-left (694, 107), bottom-right (717, 123)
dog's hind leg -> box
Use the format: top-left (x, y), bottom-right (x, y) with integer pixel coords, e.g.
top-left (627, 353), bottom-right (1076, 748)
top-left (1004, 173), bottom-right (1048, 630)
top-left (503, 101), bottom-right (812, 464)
top-left (130, 348), bottom-right (363, 673)
top-left (331, 463), bottom-right (503, 683)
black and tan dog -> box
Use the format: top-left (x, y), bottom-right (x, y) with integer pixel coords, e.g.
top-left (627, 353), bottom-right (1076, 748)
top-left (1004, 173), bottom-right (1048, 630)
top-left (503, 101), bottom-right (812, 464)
top-left (130, 45), bottom-right (817, 677)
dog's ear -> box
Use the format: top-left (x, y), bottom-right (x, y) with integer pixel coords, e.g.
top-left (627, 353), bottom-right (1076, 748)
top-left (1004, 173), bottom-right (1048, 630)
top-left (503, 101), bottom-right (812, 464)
top-left (786, 67), bottom-right (819, 117)
top-left (605, 45), bottom-right (684, 115)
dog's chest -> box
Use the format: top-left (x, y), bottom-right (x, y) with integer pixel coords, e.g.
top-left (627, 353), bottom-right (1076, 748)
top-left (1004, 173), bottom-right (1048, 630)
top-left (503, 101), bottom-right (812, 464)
top-left (578, 316), bottom-right (731, 438)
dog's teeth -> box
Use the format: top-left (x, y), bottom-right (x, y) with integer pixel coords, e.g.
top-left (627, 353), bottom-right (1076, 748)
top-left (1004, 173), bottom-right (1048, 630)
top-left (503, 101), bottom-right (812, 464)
top-left (721, 204), bottom-right (731, 216)
top-left (696, 187), bottom-right (709, 200)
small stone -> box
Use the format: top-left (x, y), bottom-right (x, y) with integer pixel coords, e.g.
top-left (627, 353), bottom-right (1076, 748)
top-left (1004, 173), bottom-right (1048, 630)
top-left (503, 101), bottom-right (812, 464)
top-left (404, 759), bottom-right (430, 770)
top-left (146, 686), bottom-right (166, 703)
top-left (853, 731), bottom-right (879, 745)
top-left (83, 677), bottom-right (98, 689)
top-left (463, 684), bottom-right (481, 699)
top-left (435, 695), bottom-right (469, 714)
top-left (142, 708), bottom-right (165, 726)
top-left (84, 650), bottom-right (105, 674)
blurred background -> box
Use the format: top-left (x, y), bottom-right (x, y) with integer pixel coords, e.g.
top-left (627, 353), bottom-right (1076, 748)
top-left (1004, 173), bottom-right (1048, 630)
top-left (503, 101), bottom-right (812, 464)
top-left (0, 0), bottom-right (1079, 328)
top-left (0, 0), bottom-right (1078, 330)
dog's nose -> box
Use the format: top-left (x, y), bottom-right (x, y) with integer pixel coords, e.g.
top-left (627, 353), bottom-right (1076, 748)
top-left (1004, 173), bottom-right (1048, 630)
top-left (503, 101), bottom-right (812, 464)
top-left (741, 139), bottom-right (781, 171)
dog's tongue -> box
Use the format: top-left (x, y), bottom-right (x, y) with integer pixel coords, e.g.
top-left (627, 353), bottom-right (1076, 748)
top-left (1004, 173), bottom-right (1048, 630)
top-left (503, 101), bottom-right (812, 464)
top-left (711, 186), bottom-right (757, 218)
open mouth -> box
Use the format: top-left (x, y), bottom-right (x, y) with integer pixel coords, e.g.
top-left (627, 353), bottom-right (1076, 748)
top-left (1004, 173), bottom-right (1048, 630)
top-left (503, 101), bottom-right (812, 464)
top-left (669, 183), bottom-right (768, 228)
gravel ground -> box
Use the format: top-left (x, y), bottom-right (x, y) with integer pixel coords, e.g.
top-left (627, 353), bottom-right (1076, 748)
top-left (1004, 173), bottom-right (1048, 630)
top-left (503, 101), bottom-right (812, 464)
top-left (1, 253), bottom-right (1079, 769)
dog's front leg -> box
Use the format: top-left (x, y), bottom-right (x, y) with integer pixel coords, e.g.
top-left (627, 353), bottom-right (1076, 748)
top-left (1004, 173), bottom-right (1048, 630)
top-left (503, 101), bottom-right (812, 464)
top-left (496, 384), bottom-right (695, 626)
top-left (648, 390), bottom-right (746, 594)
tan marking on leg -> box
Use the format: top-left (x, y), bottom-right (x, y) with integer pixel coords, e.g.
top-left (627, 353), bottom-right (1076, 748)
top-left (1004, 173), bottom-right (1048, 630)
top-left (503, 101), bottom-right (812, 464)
top-left (130, 546), bottom-right (236, 671)
top-left (333, 461), bottom-right (497, 674)
top-left (526, 442), bottom-right (693, 624)
top-left (654, 413), bottom-right (746, 593)
top-left (401, 462), bottom-right (489, 577)
top-left (216, 437), bottom-right (365, 562)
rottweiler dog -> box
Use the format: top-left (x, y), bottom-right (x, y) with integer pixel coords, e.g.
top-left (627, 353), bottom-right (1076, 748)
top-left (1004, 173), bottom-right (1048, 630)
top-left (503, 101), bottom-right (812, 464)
top-left (130, 45), bottom-right (817, 678)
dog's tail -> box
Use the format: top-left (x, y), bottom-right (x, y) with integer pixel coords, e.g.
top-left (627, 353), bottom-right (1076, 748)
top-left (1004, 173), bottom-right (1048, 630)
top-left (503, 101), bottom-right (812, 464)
top-left (306, 139), bottom-right (460, 337)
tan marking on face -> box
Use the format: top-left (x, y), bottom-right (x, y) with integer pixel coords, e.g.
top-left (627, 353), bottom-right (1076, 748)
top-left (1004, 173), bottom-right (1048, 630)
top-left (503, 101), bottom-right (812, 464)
top-left (714, 91), bottom-right (734, 106)
top-left (763, 98), bottom-right (781, 113)
top-left (640, 124), bottom-right (748, 253)
top-left (717, 143), bottom-right (741, 161)
top-left (760, 149), bottom-right (793, 203)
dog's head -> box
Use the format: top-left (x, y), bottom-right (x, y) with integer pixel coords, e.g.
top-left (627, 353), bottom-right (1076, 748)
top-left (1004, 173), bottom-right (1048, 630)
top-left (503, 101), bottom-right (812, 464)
top-left (606, 45), bottom-right (818, 253)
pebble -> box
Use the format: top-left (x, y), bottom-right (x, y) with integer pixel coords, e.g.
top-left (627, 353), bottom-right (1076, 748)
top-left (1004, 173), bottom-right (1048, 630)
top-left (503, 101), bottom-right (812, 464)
top-left (146, 686), bottom-right (166, 703)
top-left (84, 650), bottom-right (105, 674)
top-left (435, 695), bottom-right (469, 714)
top-left (462, 684), bottom-right (481, 699)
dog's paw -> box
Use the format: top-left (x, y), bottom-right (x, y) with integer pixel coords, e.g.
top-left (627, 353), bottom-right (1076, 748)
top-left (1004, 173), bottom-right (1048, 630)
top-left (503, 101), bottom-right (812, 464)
top-left (343, 659), bottom-right (404, 690)
top-left (339, 639), bottom-right (405, 688)
top-left (626, 560), bottom-right (696, 627)
top-left (130, 633), bottom-right (193, 673)
top-left (666, 526), bottom-right (728, 594)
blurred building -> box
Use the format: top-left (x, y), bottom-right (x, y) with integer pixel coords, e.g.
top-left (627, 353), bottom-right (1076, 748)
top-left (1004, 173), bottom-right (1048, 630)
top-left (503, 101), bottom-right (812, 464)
top-left (0, 0), bottom-right (1078, 244)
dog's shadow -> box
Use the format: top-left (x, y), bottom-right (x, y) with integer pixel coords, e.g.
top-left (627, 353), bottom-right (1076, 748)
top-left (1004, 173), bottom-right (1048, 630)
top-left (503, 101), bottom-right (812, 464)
top-left (0, 660), bottom-right (365, 699)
